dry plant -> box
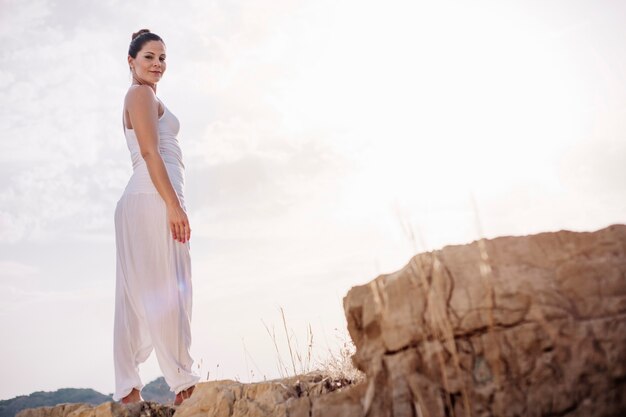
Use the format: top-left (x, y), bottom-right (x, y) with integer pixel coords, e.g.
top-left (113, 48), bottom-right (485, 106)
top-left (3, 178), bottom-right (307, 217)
top-left (262, 307), bottom-right (364, 384)
top-left (261, 316), bottom-right (290, 378)
top-left (242, 337), bottom-right (266, 382)
top-left (315, 329), bottom-right (365, 384)
top-left (261, 306), bottom-right (315, 378)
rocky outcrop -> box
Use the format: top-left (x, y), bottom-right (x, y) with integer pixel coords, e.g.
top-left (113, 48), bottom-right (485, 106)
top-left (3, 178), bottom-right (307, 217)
top-left (172, 374), bottom-right (361, 417)
top-left (15, 402), bottom-right (173, 417)
top-left (344, 224), bottom-right (626, 416)
top-left (15, 374), bottom-right (359, 417)
top-left (15, 225), bottom-right (626, 417)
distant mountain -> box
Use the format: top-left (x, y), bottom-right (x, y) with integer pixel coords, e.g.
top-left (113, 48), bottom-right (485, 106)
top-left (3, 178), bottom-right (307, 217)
top-left (0, 388), bottom-right (110, 417)
top-left (0, 377), bottom-right (174, 417)
top-left (140, 377), bottom-right (175, 404)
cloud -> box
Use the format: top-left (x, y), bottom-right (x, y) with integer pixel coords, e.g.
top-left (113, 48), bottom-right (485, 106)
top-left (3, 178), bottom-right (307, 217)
top-left (0, 0), bottom-right (51, 41)
top-left (0, 0), bottom-right (340, 244)
top-left (0, 260), bottom-right (39, 279)
top-left (560, 116), bottom-right (626, 208)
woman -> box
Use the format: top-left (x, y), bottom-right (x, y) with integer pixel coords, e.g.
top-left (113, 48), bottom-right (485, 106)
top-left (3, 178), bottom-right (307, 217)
top-left (112, 29), bottom-right (200, 406)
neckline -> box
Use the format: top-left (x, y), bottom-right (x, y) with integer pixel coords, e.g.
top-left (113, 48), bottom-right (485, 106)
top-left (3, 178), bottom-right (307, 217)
top-left (123, 101), bottom-right (167, 132)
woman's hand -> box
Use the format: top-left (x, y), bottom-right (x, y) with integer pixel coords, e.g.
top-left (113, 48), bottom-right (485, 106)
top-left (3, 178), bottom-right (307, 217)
top-left (166, 202), bottom-right (191, 243)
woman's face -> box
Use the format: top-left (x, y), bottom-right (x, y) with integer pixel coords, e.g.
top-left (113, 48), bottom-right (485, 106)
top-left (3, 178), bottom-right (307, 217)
top-left (129, 40), bottom-right (167, 84)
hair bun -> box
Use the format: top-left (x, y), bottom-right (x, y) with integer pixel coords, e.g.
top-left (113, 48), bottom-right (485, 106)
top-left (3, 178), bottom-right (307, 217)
top-left (131, 29), bottom-right (151, 41)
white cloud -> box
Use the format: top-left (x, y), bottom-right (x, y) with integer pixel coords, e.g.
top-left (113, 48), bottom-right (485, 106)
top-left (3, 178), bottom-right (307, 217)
top-left (0, 260), bottom-right (39, 278)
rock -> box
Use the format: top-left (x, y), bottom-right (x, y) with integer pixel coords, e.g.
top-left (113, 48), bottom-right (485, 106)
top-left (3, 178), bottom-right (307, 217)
top-left (310, 383), bottom-right (365, 417)
top-left (15, 403), bottom-right (87, 417)
top-left (173, 373), bottom-right (359, 417)
top-left (15, 225), bottom-right (626, 417)
top-left (344, 224), bottom-right (626, 416)
top-left (15, 373), bottom-right (358, 417)
top-left (15, 401), bottom-right (174, 417)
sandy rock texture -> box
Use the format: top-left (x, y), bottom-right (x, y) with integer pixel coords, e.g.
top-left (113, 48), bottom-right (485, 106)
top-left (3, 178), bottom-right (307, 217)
top-left (15, 401), bottom-right (174, 417)
top-left (344, 224), bottom-right (626, 417)
top-left (15, 225), bottom-right (626, 417)
top-left (172, 374), bottom-right (362, 417)
top-left (15, 374), bottom-right (359, 417)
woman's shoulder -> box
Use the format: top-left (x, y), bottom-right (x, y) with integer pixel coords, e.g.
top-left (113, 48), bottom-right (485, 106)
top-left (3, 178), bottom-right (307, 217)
top-left (125, 84), bottom-right (155, 99)
top-left (124, 85), bottom-right (158, 109)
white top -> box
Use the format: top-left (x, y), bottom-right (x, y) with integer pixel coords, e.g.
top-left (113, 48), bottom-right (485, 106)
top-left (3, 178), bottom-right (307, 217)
top-left (121, 100), bottom-right (186, 199)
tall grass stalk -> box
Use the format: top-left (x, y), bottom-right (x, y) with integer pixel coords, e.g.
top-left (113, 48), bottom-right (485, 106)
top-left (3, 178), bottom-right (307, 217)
top-left (262, 307), bottom-right (363, 383)
top-left (242, 337), bottom-right (266, 382)
top-left (280, 306), bottom-right (298, 376)
top-left (261, 319), bottom-right (290, 378)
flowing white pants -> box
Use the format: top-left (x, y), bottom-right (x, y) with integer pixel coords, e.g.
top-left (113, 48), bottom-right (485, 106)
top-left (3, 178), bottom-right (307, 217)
top-left (112, 192), bottom-right (200, 401)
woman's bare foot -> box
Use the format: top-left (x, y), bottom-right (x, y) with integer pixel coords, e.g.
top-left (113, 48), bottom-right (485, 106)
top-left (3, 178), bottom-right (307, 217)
top-left (174, 385), bottom-right (195, 406)
top-left (120, 388), bottom-right (143, 404)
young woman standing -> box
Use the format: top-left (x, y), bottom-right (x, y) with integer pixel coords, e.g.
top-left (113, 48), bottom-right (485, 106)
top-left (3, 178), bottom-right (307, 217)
top-left (112, 29), bottom-right (200, 406)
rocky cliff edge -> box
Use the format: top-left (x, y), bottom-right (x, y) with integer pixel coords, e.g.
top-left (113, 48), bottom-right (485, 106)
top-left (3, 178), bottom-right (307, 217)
top-left (17, 224), bottom-right (626, 417)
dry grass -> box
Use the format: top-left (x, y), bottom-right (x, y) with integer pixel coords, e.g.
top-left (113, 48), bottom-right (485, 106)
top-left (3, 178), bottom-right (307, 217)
top-left (316, 329), bottom-right (365, 384)
top-left (208, 201), bottom-right (502, 415)
top-left (262, 307), bottom-right (364, 385)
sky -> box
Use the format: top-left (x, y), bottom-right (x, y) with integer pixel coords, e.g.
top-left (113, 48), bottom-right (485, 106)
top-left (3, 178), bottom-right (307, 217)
top-left (1, 0), bottom-right (625, 400)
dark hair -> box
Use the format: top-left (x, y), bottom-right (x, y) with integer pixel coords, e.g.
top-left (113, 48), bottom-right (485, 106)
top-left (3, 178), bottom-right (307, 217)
top-left (128, 29), bottom-right (165, 58)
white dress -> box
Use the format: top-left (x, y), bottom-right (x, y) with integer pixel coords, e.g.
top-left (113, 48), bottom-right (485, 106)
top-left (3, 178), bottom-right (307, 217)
top-left (112, 98), bottom-right (201, 401)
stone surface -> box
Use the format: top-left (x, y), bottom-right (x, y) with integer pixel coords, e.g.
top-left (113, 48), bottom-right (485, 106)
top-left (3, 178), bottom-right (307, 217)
top-left (15, 401), bottom-right (174, 417)
top-left (15, 225), bottom-right (626, 417)
top-left (344, 224), bottom-right (626, 416)
top-left (15, 374), bottom-right (358, 417)
top-left (173, 373), bottom-right (359, 417)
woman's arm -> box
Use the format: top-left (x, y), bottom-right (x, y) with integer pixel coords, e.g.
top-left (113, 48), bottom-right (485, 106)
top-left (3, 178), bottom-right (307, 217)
top-left (125, 85), bottom-right (191, 243)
